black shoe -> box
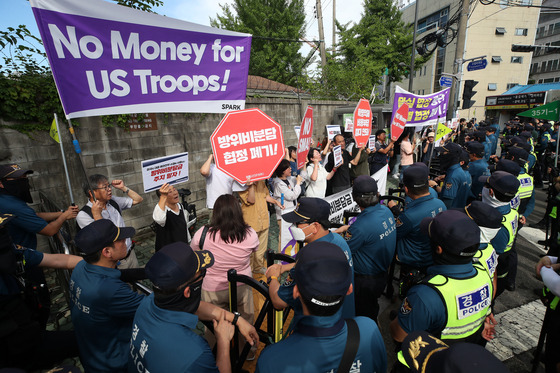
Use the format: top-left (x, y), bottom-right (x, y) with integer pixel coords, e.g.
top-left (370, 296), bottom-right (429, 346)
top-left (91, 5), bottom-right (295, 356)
top-left (506, 283), bottom-right (516, 291)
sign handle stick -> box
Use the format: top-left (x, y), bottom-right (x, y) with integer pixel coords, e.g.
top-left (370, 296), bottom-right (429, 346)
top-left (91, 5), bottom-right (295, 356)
top-left (427, 116), bottom-right (440, 171)
top-left (54, 113), bottom-right (74, 203)
top-left (67, 119), bottom-right (97, 202)
top-left (556, 119), bottom-right (560, 168)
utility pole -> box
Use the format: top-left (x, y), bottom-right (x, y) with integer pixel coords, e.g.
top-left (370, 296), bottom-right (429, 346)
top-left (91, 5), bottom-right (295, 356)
top-left (332, 0), bottom-right (336, 53)
top-left (449, 0), bottom-right (470, 120)
top-left (316, 0), bottom-right (327, 68)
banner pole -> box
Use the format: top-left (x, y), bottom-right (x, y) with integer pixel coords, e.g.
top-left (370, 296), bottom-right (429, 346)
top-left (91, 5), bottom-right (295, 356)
top-left (554, 122), bottom-right (560, 168)
top-left (67, 119), bottom-right (97, 201)
top-left (427, 116), bottom-right (439, 171)
top-left (54, 113), bottom-right (74, 203)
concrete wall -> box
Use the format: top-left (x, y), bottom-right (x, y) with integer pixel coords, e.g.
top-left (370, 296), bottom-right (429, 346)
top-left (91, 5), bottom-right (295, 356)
top-left (0, 97), bottom-right (349, 244)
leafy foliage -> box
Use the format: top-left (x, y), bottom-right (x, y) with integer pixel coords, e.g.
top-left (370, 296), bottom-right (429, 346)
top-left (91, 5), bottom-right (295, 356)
top-left (0, 25), bottom-right (63, 133)
top-left (306, 0), bottom-right (427, 100)
top-left (0, 1), bottom-right (162, 134)
top-left (211, 0), bottom-right (307, 87)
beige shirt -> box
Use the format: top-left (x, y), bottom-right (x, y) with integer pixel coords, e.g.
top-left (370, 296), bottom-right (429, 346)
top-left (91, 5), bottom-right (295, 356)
top-left (237, 180), bottom-right (270, 232)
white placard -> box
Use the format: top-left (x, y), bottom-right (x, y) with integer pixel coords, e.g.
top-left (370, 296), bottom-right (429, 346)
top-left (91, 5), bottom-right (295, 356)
top-left (141, 152), bottom-right (189, 193)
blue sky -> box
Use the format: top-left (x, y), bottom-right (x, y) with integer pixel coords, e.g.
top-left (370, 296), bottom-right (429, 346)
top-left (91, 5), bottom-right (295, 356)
top-left (0, 0), bottom-right (363, 63)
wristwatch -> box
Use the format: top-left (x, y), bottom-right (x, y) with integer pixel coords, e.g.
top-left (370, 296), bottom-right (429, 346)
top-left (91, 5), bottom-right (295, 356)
top-left (232, 311), bottom-right (241, 326)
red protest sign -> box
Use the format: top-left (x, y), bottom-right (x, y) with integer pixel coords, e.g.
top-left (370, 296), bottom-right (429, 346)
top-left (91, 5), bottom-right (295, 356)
top-left (296, 106), bottom-right (314, 170)
top-left (353, 98), bottom-right (372, 148)
top-left (211, 108), bottom-right (285, 183)
top-left (390, 103), bottom-right (409, 141)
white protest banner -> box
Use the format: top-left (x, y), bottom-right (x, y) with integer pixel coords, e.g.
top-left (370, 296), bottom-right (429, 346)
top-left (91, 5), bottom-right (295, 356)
top-left (326, 125), bottom-right (341, 140)
top-left (333, 145), bottom-right (343, 167)
top-left (141, 152), bottom-right (189, 193)
top-left (294, 126), bottom-right (301, 139)
top-left (31, 0), bottom-right (251, 118)
top-left (368, 135), bottom-right (376, 151)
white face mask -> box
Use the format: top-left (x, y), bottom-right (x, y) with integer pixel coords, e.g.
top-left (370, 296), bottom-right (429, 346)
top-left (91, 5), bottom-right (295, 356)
top-left (289, 224), bottom-right (313, 242)
top-left (481, 187), bottom-right (509, 208)
top-left (480, 226), bottom-right (501, 243)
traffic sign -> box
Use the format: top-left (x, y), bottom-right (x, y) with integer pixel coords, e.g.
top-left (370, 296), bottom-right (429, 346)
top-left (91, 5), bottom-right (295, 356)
top-left (210, 108), bottom-right (285, 183)
top-left (296, 106), bottom-right (313, 170)
top-left (439, 76), bottom-right (453, 88)
top-left (353, 98), bottom-right (372, 148)
top-left (517, 100), bottom-right (560, 121)
top-left (467, 59), bottom-right (488, 72)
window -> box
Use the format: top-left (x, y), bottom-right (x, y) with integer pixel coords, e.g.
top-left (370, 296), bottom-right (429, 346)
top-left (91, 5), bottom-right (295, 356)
top-left (511, 56), bottom-right (523, 63)
top-left (537, 26), bottom-right (545, 38)
top-left (515, 28), bottom-right (528, 36)
top-left (496, 27), bottom-right (506, 35)
top-left (531, 63), bottom-right (538, 73)
top-left (506, 83), bottom-right (518, 90)
top-left (491, 56), bottom-right (502, 63)
top-left (553, 59), bottom-right (559, 71)
top-left (488, 83), bottom-right (498, 91)
top-left (544, 78), bottom-right (555, 83)
top-left (417, 7), bottom-right (449, 34)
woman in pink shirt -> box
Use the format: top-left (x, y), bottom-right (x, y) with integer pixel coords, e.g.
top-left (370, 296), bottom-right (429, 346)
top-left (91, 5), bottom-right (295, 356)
top-left (191, 194), bottom-right (259, 341)
top-left (399, 128), bottom-right (415, 183)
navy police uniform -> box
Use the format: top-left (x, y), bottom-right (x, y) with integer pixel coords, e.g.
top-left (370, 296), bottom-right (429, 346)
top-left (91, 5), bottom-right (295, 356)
top-left (395, 210), bottom-right (493, 346)
top-left (348, 203), bottom-right (396, 320)
top-left (257, 241), bottom-right (387, 373)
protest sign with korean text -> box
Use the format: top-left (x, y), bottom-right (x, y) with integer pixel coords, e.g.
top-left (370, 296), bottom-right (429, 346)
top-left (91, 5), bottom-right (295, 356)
top-left (327, 125), bottom-right (341, 140)
top-left (343, 113), bottom-right (353, 132)
top-left (368, 135), bottom-right (376, 151)
top-left (141, 152), bottom-right (189, 193)
top-left (390, 103), bottom-right (409, 141)
top-left (333, 145), bottom-right (343, 167)
top-left (391, 86), bottom-right (450, 127)
top-left (296, 106), bottom-right (313, 170)
top-left (30, 0), bottom-right (252, 119)
top-left (353, 99), bottom-right (372, 147)
top-left (210, 108), bottom-right (285, 184)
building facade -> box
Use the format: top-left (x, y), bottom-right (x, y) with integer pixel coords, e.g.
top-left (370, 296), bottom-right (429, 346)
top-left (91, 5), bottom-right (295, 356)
top-left (529, 0), bottom-right (560, 83)
top-left (392, 0), bottom-right (540, 120)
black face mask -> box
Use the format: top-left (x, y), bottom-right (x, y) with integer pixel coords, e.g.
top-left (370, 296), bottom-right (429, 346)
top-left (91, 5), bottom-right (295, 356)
top-left (154, 278), bottom-right (203, 314)
top-left (1, 178), bottom-right (33, 203)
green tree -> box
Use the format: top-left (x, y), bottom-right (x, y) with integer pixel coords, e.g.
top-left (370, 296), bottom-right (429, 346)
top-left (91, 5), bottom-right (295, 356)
top-left (309, 0), bottom-right (423, 100)
top-left (0, 0), bottom-right (162, 132)
top-left (211, 0), bottom-right (306, 87)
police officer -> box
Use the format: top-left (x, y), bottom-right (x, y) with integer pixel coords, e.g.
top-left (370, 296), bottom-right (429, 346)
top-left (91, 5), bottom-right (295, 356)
top-left (465, 142), bottom-right (490, 200)
top-left (257, 241), bottom-right (387, 373)
top-left (460, 201), bottom-right (503, 297)
top-left (268, 197), bottom-right (356, 320)
top-left (0, 214), bottom-right (82, 370)
top-left (506, 147), bottom-right (535, 223)
top-left (337, 175), bottom-right (396, 321)
top-left (129, 242), bottom-right (258, 373)
top-left (479, 171), bottom-right (520, 298)
top-left (430, 143), bottom-right (469, 209)
top-left (390, 210), bottom-right (493, 346)
top-left (396, 164), bottom-right (446, 275)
